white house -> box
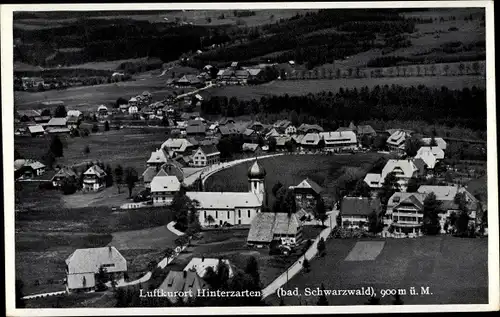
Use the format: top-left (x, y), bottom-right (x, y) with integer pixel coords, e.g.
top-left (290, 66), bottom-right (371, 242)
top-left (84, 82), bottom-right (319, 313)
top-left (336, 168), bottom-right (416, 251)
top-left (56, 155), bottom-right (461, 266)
top-left (421, 137), bottom-right (447, 151)
top-left (300, 133), bottom-right (322, 150)
top-left (191, 145), bottom-right (220, 167)
top-left (183, 257), bottom-right (234, 278)
top-left (83, 165), bottom-right (107, 192)
top-left (151, 174), bottom-right (181, 206)
top-left (285, 125), bottom-right (297, 135)
top-left (186, 160), bottom-right (266, 227)
top-left (414, 150), bottom-right (437, 169)
top-left (364, 159), bottom-right (419, 192)
top-left (385, 192), bottom-right (426, 237)
top-left (319, 131), bottom-right (357, 152)
top-left (128, 105), bottom-right (139, 114)
top-left (416, 146), bottom-right (445, 160)
top-left (161, 138), bottom-right (195, 157)
top-left (340, 197), bottom-right (382, 230)
top-left (65, 246), bottom-right (127, 292)
top-left (387, 130), bottom-right (412, 152)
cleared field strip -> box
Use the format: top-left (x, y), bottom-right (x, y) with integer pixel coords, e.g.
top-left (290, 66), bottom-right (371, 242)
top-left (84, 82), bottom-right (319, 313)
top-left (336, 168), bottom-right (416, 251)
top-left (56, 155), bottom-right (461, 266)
top-left (344, 241), bottom-right (386, 261)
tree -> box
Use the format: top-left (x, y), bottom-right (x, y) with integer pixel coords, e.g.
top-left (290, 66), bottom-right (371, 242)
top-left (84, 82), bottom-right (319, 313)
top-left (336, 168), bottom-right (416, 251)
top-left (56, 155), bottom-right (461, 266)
top-left (114, 165), bottom-right (124, 193)
top-left (54, 105), bottom-right (67, 118)
top-left (422, 192), bottom-right (442, 235)
top-left (104, 121), bottom-right (110, 131)
top-left (15, 279), bottom-right (26, 308)
top-left (272, 182), bottom-right (283, 197)
top-left (42, 150), bottom-right (56, 169)
top-left (206, 215), bottom-right (215, 227)
top-left (454, 192), bottom-right (471, 236)
top-left (105, 165), bottom-right (114, 187)
top-left (378, 172), bottom-right (399, 207)
top-left (95, 266), bottom-right (109, 291)
top-left (406, 177), bottom-right (420, 192)
top-left (317, 237), bottom-right (326, 256)
top-left (405, 137), bottom-right (422, 157)
top-left (458, 63), bottom-right (465, 75)
top-left (372, 135), bottom-right (387, 150)
top-left (244, 256), bottom-right (260, 287)
top-left (316, 283), bottom-right (328, 305)
top-left (92, 123), bottom-right (99, 133)
top-left (285, 140), bottom-right (295, 152)
top-left (116, 97), bottom-right (128, 108)
top-left (368, 209), bottom-right (383, 233)
top-left (290, 110), bottom-right (299, 126)
top-left (84, 145), bottom-right (90, 155)
top-left (472, 61), bottom-right (480, 75)
top-left (302, 257), bottom-right (310, 273)
top-left (61, 176), bottom-right (78, 195)
top-left (162, 116), bottom-right (169, 126)
top-left (124, 167), bottom-right (139, 198)
top-left (430, 64), bottom-right (436, 76)
top-left (352, 179), bottom-right (371, 197)
top-left (268, 137), bottom-right (277, 152)
top-left (41, 109), bottom-right (51, 116)
top-left (314, 197), bottom-right (328, 227)
top-left (443, 64), bottom-right (450, 76)
top-left (50, 135), bottom-right (64, 157)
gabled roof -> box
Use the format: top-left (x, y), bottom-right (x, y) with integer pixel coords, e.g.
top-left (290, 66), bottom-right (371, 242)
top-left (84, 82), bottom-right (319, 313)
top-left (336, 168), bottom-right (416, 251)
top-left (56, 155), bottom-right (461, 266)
top-left (341, 197), bottom-right (381, 216)
top-left (421, 137), bottom-right (447, 151)
top-left (275, 135), bottom-right (292, 146)
top-left (186, 191), bottom-right (261, 209)
top-left (186, 125), bottom-right (206, 135)
top-left (160, 162), bottom-right (185, 182)
top-left (183, 257), bottom-right (234, 278)
top-left (142, 166), bottom-right (158, 183)
top-left (84, 165), bottom-right (106, 177)
top-left (416, 146), bottom-right (445, 160)
top-left (242, 143), bottom-right (259, 152)
top-left (387, 192), bottom-right (426, 209)
top-left (97, 105), bottom-right (108, 111)
top-left (162, 138), bottom-right (194, 152)
top-left (319, 131), bottom-right (357, 145)
top-left (247, 68), bottom-right (262, 76)
top-left (395, 194), bottom-right (425, 210)
top-left (151, 175), bottom-right (181, 193)
top-left (387, 130), bottom-right (412, 148)
top-left (381, 159), bottom-right (418, 179)
top-left (17, 109), bottom-right (41, 118)
top-left (187, 119), bottom-right (204, 126)
top-left (265, 128), bottom-right (280, 139)
top-left (177, 74), bottom-right (201, 84)
top-left (14, 159), bottom-right (45, 171)
top-left (356, 125), bottom-right (376, 135)
top-left (158, 271), bottom-right (208, 303)
top-left (336, 127), bottom-right (355, 132)
top-left (300, 133), bottom-right (321, 146)
top-left (65, 246), bottom-right (127, 274)
top-left (415, 150), bottom-right (437, 169)
top-left (364, 173), bottom-right (382, 188)
top-left (417, 185), bottom-right (477, 202)
top-left (290, 178), bottom-right (323, 195)
top-left (198, 145), bottom-right (220, 156)
top-left (292, 134), bottom-right (304, 144)
top-left (247, 212), bottom-right (301, 243)
top-left (47, 117), bottom-right (67, 126)
top-left (298, 124), bottom-right (324, 133)
top-left (52, 167), bottom-right (77, 179)
top-left (66, 110), bottom-right (82, 117)
top-left (243, 128), bottom-right (255, 136)
top-left (28, 125), bottom-right (44, 133)
top-left (147, 149), bottom-right (168, 164)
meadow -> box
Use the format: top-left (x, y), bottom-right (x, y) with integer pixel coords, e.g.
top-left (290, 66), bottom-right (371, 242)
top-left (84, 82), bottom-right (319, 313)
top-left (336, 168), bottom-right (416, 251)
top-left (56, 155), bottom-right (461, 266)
top-left (204, 153), bottom-right (388, 207)
top-left (266, 236), bottom-right (488, 305)
top-left (200, 76), bottom-right (485, 101)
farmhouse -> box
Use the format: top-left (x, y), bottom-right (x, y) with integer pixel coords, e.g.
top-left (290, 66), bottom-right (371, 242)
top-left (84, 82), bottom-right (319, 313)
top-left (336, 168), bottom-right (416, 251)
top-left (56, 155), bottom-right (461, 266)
top-left (421, 137), bottom-right (447, 151)
top-left (289, 178), bottom-right (323, 213)
top-left (46, 117), bottom-right (67, 131)
top-left (97, 105), bottom-right (108, 117)
top-left (364, 159), bottom-right (419, 192)
top-left (65, 246), bottom-right (127, 292)
top-left (265, 128), bottom-right (280, 140)
top-left (386, 130), bottom-right (412, 152)
top-left (143, 162), bottom-right (184, 188)
top-left (161, 138), bottom-right (195, 157)
top-left (191, 145), bottom-right (220, 167)
top-left (416, 146), bottom-right (445, 160)
top-left (158, 270), bottom-right (208, 304)
top-left (186, 125), bottom-right (207, 137)
top-left (28, 125), bottom-right (45, 137)
top-left (147, 148), bottom-right (169, 169)
top-left (151, 174), bottom-right (181, 206)
top-left (414, 149), bottom-right (437, 170)
top-left (82, 165), bottom-right (107, 192)
top-left (417, 185), bottom-right (479, 220)
top-left (340, 197), bottom-right (381, 230)
top-left (177, 74), bottom-right (202, 87)
top-left (300, 133), bottom-right (322, 150)
top-left (297, 124), bottom-right (324, 134)
top-left (33, 116), bottom-right (51, 125)
top-left (128, 105), bottom-right (139, 114)
top-left (183, 257), bottom-right (234, 279)
top-left (275, 135), bottom-right (292, 150)
top-left (319, 131), bottom-right (357, 152)
top-left (356, 125), bottom-right (377, 138)
top-left (247, 212), bottom-right (303, 247)
top-left (51, 167), bottom-right (77, 187)
top-left (273, 119), bottom-right (292, 130)
top-left (385, 192), bottom-right (426, 236)
top-left (16, 109), bottom-right (41, 121)
top-left (14, 159), bottom-right (46, 179)
top-left (186, 160), bottom-right (266, 227)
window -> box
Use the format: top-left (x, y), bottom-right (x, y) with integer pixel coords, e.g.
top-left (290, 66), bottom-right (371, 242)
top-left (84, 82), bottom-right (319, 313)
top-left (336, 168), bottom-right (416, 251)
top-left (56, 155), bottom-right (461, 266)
top-left (204, 211), bottom-right (207, 219)
top-left (238, 220), bottom-right (241, 225)
top-left (247, 210), bottom-right (251, 218)
top-left (238, 210), bottom-right (241, 218)
top-left (227, 211), bottom-right (230, 219)
top-left (393, 196), bottom-right (400, 203)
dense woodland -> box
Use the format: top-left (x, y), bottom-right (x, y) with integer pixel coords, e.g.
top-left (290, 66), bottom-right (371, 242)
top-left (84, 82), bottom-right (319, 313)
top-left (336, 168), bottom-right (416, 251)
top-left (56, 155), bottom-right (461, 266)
top-left (202, 85), bottom-right (487, 131)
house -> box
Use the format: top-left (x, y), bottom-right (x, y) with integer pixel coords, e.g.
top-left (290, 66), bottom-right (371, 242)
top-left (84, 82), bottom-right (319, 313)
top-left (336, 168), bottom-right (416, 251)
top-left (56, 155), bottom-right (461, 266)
top-left (183, 257), bottom-right (234, 279)
top-left (47, 127), bottom-right (71, 134)
top-left (151, 174), bottom-right (181, 206)
top-left (217, 124), bottom-right (241, 137)
top-left (119, 104), bottom-right (130, 113)
top-left (242, 143), bottom-right (259, 152)
top-left (66, 110), bottom-right (83, 119)
top-left (247, 212), bottom-right (303, 247)
top-left (297, 123), bottom-right (324, 134)
top-left (386, 130), bottom-right (412, 152)
top-left (340, 197), bottom-right (382, 230)
top-left (142, 166), bottom-right (158, 189)
top-left (83, 165), bottom-right (107, 192)
top-left (285, 125), bottom-right (297, 135)
top-left (300, 133), bottom-right (322, 150)
top-left (128, 105), bottom-right (139, 114)
top-left (46, 117), bottom-right (67, 131)
top-left (66, 116), bottom-right (80, 129)
top-left (65, 246), bottom-right (127, 292)
top-left (319, 131), bottom-right (357, 152)
top-left (356, 125), bottom-right (377, 138)
top-left (235, 70), bottom-right (250, 84)
top-left (97, 105), bottom-right (108, 117)
top-left (51, 167), bottom-right (77, 187)
top-left (28, 125), bottom-right (45, 137)
top-left (248, 121), bottom-right (264, 132)
top-left (14, 159), bottom-right (45, 179)
top-left (161, 138), bottom-right (195, 157)
top-left (219, 117), bottom-right (235, 125)
top-left (385, 192), bottom-right (426, 236)
top-left (147, 148), bottom-right (168, 169)
top-left (16, 109), bottom-right (41, 121)
top-left (275, 135), bottom-right (292, 151)
top-left (21, 77), bottom-right (45, 89)
top-left (414, 149), bottom-right (437, 170)
top-left (417, 185), bottom-right (479, 221)
top-left (265, 128), bottom-right (280, 140)
top-left (33, 115), bottom-right (51, 125)
top-left (247, 68), bottom-right (265, 82)
top-left (177, 74), bottom-right (202, 87)
top-left (191, 145), bottom-right (220, 167)
top-left (416, 146), bottom-right (445, 160)
top-left (289, 178), bottom-right (323, 213)
top-left (186, 160), bottom-right (266, 226)
top-left (421, 137), bottom-right (447, 151)
top-left (186, 125), bottom-right (206, 136)
top-left (364, 159), bottom-right (419, 191)
top-left (158, 270), bottom-right (208, 304)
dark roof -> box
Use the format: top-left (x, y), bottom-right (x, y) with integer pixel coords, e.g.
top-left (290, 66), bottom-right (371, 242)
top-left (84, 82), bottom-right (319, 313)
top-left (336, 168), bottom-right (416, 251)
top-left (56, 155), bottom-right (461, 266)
top-left (187, 119), bottom-right (204, 126)
top-left (52, 167), bottom-right (77, 180)
top-left (199, 145), bottom-right (219, 156)
top-left (247, 212), bottom-right (301, 244)
top-left (357, 125), bottom-right (376, 135)
top-left (142, 166), bottom-right (158, 183)
top-left (66, 116), bottom-right (79, 124)
top-left (413, 158), bottom-right (426, 172)
top-left (161, 162), bottom-right (184, 182)
top-left (158, 270), bottom-right (207, 304)
top-left (341, 197), bottom-right (381, 216)
top-left (186, 125), bottom-right (206, 135)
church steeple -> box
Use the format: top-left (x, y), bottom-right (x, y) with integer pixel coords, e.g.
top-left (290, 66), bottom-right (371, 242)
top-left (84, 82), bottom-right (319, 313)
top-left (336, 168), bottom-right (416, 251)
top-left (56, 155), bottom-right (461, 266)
top-left (248, 159), bottom-right (266, 205)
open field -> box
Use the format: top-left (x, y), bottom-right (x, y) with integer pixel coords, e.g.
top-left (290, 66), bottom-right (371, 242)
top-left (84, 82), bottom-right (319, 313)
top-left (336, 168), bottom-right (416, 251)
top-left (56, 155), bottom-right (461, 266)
top-left (205, 153), bottom-right (390, 206)
top-left (200, 76), bottom-right (485, 101)
top-left (266, 236), bottom-right (488, 305)
top-left (15, 128), bottom-right (166, 173)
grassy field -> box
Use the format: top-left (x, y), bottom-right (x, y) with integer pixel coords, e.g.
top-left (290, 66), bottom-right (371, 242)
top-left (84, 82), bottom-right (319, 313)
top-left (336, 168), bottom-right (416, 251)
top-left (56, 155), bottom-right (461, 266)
top-left (200, 76), bottom-right (485, 101)
top-left (266, 236), bottom-right (488, 305)
top-left (15, 128), bottom-right (166, 173)
top-left (204, 153), bottom-right (390, 207)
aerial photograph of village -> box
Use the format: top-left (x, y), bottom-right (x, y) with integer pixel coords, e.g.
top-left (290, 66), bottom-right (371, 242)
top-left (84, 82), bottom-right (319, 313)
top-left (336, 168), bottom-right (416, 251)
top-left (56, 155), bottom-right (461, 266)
top-left (11, 6), bottom-right (489, 309)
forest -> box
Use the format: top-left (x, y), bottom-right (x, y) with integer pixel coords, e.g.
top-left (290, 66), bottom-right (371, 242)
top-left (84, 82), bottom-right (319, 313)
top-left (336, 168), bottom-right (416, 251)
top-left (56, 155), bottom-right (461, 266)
top-left (201, 84), bottom-right (487, 131)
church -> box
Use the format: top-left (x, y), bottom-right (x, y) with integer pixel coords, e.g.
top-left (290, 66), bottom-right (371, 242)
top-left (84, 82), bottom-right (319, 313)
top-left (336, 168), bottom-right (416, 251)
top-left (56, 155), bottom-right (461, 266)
top-left (186, 160), bottom-right (266, 227)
